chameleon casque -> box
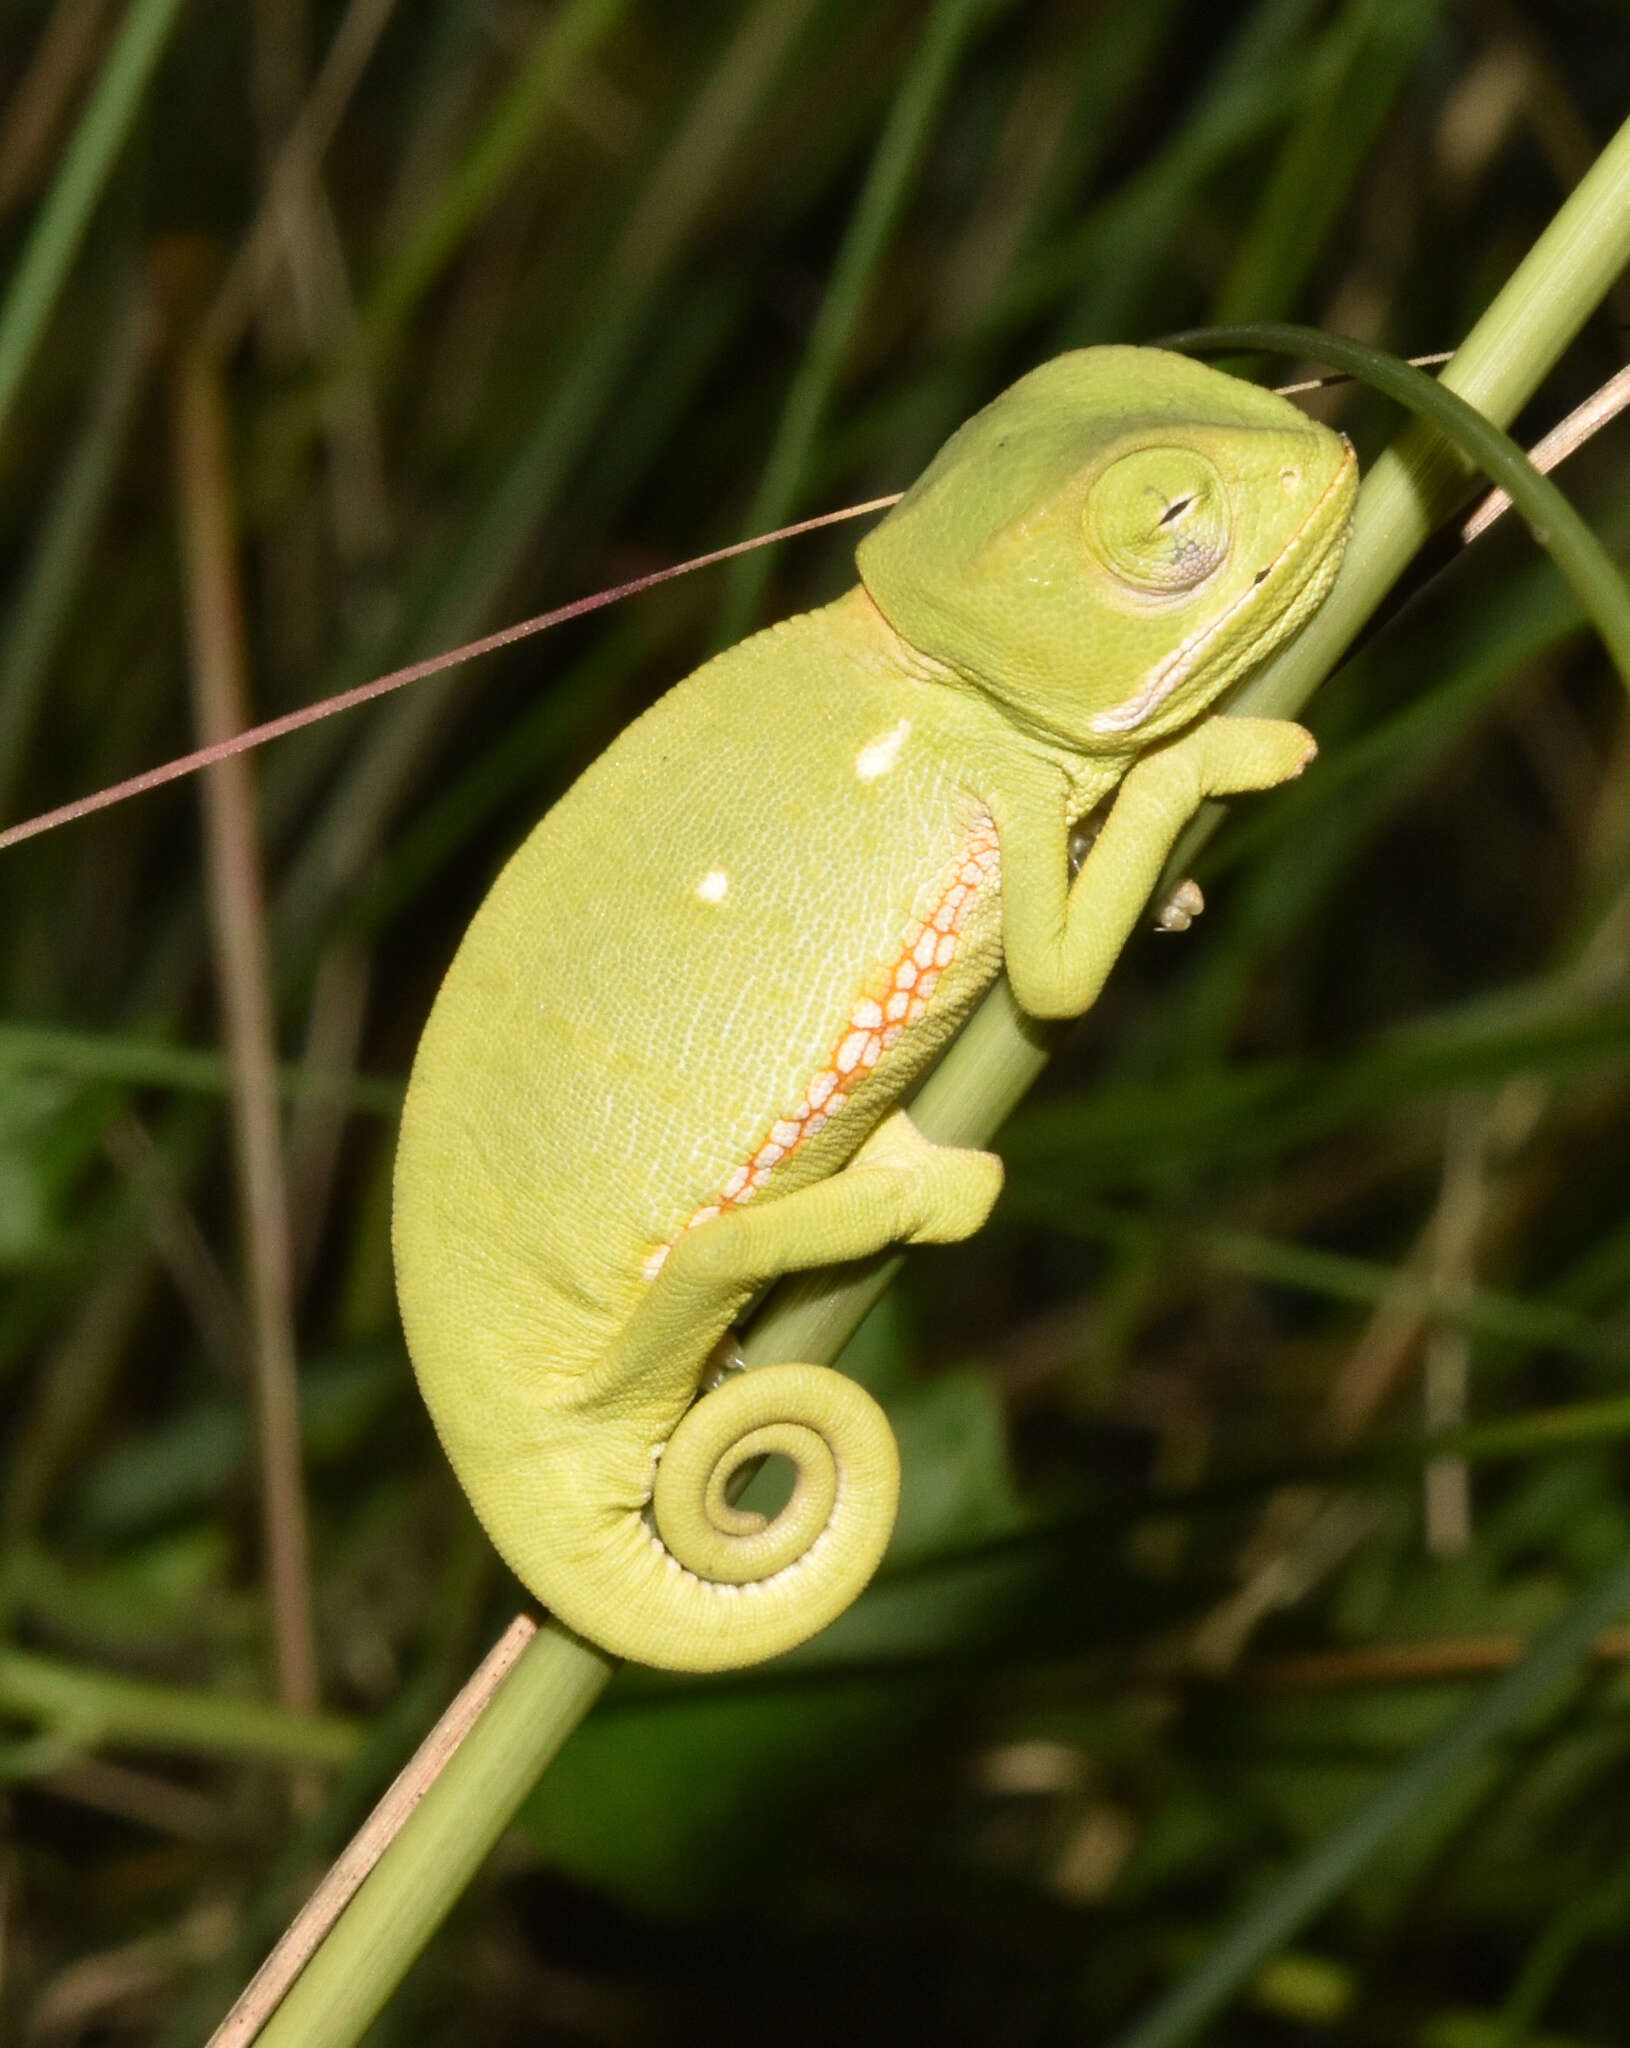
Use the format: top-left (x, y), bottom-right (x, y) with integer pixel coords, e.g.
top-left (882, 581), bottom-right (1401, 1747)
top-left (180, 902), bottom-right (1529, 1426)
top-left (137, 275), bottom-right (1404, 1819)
top-left (392, 346), bottom-right (1358, 1673)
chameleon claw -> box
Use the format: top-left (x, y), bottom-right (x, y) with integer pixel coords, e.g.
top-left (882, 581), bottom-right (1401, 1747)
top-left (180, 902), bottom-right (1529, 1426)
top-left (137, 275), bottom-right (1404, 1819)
top-left (1154, 877), bottom-right (1205, 932)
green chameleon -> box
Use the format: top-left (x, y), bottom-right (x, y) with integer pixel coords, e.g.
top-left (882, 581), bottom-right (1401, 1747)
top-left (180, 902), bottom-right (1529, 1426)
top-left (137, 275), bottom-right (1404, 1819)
top-left (393, 346), bottom-right (1357, 1673)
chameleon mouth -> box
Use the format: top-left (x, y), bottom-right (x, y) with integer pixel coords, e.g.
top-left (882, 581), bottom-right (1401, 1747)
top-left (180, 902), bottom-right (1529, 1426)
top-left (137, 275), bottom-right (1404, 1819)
top-left (1089, 438), bottom-right (1356, 737)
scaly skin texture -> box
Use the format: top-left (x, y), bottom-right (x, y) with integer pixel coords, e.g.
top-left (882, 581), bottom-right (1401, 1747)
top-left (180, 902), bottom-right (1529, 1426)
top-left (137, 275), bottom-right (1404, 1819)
top-left (393, 346), bottom-right (1358, 1672)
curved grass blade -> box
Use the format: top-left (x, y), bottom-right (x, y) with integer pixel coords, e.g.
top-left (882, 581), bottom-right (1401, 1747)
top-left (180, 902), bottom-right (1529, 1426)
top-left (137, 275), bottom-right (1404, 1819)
top-left (1164, 322), bottom-right (1630, 693)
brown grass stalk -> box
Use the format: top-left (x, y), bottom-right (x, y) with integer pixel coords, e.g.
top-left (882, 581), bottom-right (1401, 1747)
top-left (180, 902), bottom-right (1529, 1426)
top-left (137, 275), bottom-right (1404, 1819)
top-left (1251, 1625), bottom-right (1630, 1689)
top-left (173, 342), bottom-right (319, 1720)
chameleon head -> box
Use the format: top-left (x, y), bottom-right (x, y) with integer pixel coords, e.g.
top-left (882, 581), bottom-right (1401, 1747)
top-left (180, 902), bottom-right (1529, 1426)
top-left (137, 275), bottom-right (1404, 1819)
top-left (857, 346), bottom-right (1357, 753)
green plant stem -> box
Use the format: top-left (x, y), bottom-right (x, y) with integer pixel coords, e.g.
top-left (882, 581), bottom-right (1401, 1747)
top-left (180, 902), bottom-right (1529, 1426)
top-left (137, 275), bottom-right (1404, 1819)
top-left (251, 1624), bottom-right (612, 2048)
top-left (0, 0), bottom-right (186, 457)
top-left (0, 1021), bottom-right (401, 1112)
top-left (1163, 1221), bottom-right (1628, 1375)
top-left (0, 1645), bottom-right (358, 1768)
top-left (1447, 1394), bottom-right (1630, 1467)
top-left (1108, 1544), bottom-right (1630, 2048)
top-left (1158, 104), bottom-right (1630, 885)
top-left (1257, 111), bottom-right (1630, 705)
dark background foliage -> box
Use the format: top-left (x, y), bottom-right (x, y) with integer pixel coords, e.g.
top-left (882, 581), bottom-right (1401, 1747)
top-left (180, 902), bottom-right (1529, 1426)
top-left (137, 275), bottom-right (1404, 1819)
top-left (5, 1), bottom-right (1630, 2041)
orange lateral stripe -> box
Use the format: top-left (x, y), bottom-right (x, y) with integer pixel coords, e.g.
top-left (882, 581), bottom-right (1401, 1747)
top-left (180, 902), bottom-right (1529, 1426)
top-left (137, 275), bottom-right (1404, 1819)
top-left (642, 820), bottom-right (1001, 1279)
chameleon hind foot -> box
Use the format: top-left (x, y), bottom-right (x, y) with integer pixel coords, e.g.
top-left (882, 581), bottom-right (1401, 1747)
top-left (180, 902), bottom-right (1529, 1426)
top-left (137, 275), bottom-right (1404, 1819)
top-left (847, 1109), bottom-right (1004, 1245)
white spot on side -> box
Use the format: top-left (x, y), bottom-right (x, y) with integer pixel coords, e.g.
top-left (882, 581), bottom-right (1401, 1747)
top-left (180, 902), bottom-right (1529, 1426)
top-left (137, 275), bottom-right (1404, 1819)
top-left (852, 997), bottom-right (884, 1029)
top-left (855, 718), bottom-right (911, 781)
top-left (696, 869), bottom-right (729, 903)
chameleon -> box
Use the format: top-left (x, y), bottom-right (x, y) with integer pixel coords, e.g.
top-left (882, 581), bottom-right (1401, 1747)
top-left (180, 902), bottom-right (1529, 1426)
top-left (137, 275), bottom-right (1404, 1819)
top-left (392, 345), bottom-right (1357, 1673)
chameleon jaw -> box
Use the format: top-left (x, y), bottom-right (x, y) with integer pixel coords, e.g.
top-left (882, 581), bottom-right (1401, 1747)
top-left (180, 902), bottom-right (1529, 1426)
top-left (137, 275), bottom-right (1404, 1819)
top-left (1086, 588), bottom-right (1250, 735)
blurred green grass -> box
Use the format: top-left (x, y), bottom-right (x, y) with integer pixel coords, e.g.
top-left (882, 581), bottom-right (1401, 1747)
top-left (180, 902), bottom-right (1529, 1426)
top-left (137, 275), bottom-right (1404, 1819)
top-left (4, 1), bottom-right (1630, 2042)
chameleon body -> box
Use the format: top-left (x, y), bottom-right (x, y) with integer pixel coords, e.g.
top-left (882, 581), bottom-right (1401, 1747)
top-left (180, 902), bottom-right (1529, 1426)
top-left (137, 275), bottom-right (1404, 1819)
top-left (393, 346), bottom-right (1357, 1672)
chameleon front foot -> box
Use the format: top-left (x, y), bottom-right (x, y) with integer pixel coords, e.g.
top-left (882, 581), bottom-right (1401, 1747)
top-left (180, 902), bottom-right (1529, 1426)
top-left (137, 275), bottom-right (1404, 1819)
top-left (653, 1360), bottom-right (899, 1589)
top-left (1154, 877), bottom-right (1204, 932)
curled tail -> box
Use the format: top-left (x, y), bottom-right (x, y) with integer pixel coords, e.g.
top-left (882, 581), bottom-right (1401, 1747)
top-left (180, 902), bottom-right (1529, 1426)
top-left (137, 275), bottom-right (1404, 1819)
top-left (399, 1102), bottom-right (995, 1671)
top-left (513, 1363), bottom-right (900, 1672)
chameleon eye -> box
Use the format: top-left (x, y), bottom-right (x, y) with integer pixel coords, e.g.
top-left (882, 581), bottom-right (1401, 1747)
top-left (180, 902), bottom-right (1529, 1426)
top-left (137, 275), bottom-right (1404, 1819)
top-left (1083, 447), bottom-right (1231, 596)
